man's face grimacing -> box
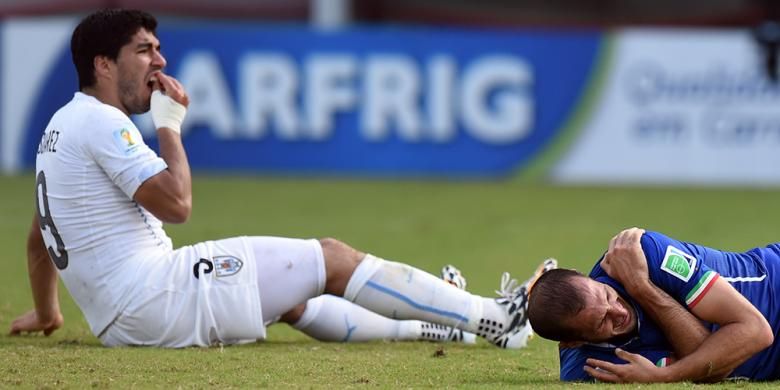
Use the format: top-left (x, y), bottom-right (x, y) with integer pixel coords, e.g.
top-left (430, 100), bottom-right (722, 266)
top-left (114, 28), bottom-right (166, 115)
top-left (566, 278), bottom-right (637, 343)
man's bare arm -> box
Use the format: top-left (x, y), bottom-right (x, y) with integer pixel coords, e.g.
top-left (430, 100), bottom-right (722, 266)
top-left (629, 280), bottom-right (711, 359)
top-left (586, 278), bottom-right (773, 382)
top-left (134, 127), bottom-right (191, 223)
top-left (133, 72), bottom-right (191, 224)
top-left (9, 215), bottom-right (63, 335)
top-left (660, 278), bottom-right (772, 381)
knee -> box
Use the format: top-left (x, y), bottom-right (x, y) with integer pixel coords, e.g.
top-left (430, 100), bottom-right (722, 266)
top-left (319, 238), bottom-right (365, 296)
top-left (280, 303), bottom-right (307, 325)
top-left (319, 237), bottom-right (364, 267)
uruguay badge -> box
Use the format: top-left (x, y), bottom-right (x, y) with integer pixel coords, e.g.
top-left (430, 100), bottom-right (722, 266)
top-left (213, 256), bottom-right (243, 277)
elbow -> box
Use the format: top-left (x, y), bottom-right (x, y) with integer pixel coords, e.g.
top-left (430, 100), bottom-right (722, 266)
top-left (750, 312), bottom-right (774, 352)
top-left (156, 196), bottom-right (191, 224)
top-left (166, 211), bottom-right (189, 224)
top-left (742, 315), bottom-right (774, 358)
top-left (165, 198), bottom-right (192, 224)
top-left (707, 316), bottom-right (774, 383)
top-left (757, 319), bottom-right (774, 351)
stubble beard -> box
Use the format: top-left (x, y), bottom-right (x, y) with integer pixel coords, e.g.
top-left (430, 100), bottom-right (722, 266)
top-left (118, 74), bottom-right (150, 115)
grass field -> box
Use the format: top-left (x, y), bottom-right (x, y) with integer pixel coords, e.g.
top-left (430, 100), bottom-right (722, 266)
top-left (1, 173), bottom-right (779, 388)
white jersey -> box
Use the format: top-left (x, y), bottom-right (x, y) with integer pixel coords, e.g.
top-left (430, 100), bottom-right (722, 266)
top-left (35, 92), bottom-right (172, 336)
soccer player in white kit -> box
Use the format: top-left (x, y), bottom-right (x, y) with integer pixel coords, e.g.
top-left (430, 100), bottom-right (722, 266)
top-left (11, 9), bottom-right (537, 348)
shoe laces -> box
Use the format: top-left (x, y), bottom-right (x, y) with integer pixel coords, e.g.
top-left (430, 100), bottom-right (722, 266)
top-left (495, 272), bottom-right (523, 300)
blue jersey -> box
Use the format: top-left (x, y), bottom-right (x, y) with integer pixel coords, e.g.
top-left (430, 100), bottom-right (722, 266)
top-left (560, 231), bottom-right (780, 381)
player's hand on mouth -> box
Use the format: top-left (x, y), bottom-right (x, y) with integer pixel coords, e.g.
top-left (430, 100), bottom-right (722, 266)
top-left (152, 71), bottom-right (189, 107)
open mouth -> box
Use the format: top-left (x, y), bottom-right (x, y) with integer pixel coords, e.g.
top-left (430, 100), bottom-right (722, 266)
top-left (613, 301), bottom-right (631, 332)
top-left (614, 314), bottom-right (627, 331)
top-left (146, 75), bottom-right (158, 92)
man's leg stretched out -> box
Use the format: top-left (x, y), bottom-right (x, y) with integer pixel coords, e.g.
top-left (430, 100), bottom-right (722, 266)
top-left (98, 236), bottom-right (548, 348)
top-left (280, 259), bottom-right (557, 346)
top-left (282, 294), bottom-right (475, 343)
top-left (280, 264), bottom-right (476, 343)
top-left (259, 237), bottom-right (545, 348)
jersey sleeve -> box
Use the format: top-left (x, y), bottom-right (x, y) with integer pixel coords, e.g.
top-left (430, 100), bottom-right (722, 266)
top-left (560, 346), bottom-right (673, 382)
top-left (84, 109), bottom-right (167, 199)
top-left (641, 231), bottom-right (719, 309)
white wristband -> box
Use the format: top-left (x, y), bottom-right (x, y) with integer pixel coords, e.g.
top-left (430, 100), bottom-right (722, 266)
top-left (151, 90), bottom-right (187, 134)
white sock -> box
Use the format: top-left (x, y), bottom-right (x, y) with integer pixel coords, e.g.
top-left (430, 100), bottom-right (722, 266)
top-left (293, 295), bottom-right (478, 343)
top-left (292, 295), bottom-right (422, 342)
top-left (342, 255), bottom-right (510, 335)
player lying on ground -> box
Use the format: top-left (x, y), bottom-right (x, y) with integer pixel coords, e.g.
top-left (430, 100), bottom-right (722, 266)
top-left (10, 8), bottom-right (543, 349)
top-left (527, 227), bottom-right (777, 383)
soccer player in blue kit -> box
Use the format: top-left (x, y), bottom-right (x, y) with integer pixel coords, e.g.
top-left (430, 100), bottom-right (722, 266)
top-left (527, 227), bottom-right (779, 383)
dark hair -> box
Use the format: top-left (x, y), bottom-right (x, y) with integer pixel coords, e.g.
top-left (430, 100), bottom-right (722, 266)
top-left (71, 9), bottom-right (158, 90)
top-left (528, 268), bottom-right (588, 342)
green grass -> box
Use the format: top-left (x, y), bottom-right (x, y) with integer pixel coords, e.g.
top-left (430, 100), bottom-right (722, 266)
top-left (1, 174), bottom-right (779, 388)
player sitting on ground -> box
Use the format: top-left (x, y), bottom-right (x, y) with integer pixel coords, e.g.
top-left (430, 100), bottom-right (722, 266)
top-left (11, 8), bottom-right (539, 350)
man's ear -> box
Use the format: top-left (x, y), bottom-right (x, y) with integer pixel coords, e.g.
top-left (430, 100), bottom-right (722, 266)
top-left (559, 341), bottom-right (586, 349)
top-left (93, 56), bottom-right (113, 81)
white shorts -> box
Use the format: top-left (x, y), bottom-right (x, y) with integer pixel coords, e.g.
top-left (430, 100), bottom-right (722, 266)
top-left (100, 236), bottom-right (325, 348)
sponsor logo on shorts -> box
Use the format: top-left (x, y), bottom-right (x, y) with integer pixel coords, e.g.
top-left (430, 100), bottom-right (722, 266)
top-left (213, 256), bottom-right (243, 277)
top-left (660, 246), bottom-right (696, 282)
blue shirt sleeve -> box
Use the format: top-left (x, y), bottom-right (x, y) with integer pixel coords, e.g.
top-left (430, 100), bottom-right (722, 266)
top-left (642, 231), bottom-right (719, 309)
top-left (560, 345), bottom-right (674, 382)
top-left (560, 347), bottom-right (607, 382)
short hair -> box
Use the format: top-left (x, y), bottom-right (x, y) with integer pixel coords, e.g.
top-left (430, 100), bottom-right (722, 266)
top-left (528, 268), bottom-right (589, 342)
top-left (70, 9), bottom-right (158, 90)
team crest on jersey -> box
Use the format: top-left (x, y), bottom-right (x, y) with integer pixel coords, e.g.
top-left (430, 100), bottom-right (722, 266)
top-left (113, 127), bottom-right (141, 155)
top-left (660, 246), bottom-right (697, 282)
top-left (213, 256), bottom-right (243, 277)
